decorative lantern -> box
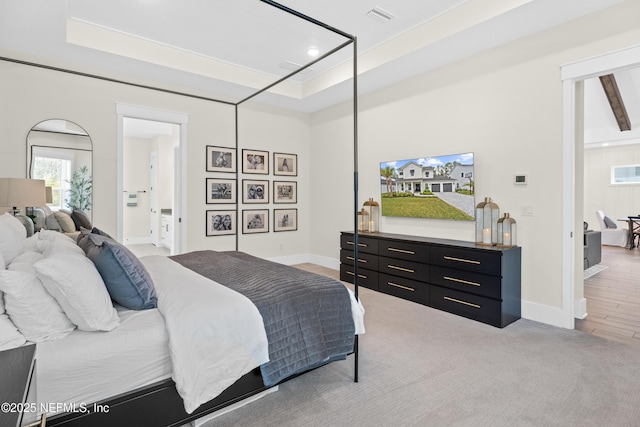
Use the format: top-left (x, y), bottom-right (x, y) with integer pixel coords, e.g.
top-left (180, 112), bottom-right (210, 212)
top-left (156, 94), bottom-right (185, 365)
top-left (475, 197), bottom-right (499, 246)
top-left (497, 213), bottom-right (517, 247)
top-left (363, 198), bottom-right (379, 233)
top-left (357, 208), bottom-right (369, 233)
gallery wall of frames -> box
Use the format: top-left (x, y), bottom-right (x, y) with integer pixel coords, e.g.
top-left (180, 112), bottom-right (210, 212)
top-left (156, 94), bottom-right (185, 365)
top-left (205, 146), bottom-right (298, 237)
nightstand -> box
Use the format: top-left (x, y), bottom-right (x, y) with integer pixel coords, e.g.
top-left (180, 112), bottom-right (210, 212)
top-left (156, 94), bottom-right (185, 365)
top-left (0, 344), bottom-right (36, 427)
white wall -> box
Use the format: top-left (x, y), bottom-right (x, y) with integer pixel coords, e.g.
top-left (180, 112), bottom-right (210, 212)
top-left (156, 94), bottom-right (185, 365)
top-left (0, 62), bottom-right (310, 257)
top-left (122, 136), bottom-right (152, 242)
top-left (584, 143), bottom-right (640, 228)
top-left (310, 0), bottom-right (640, 326)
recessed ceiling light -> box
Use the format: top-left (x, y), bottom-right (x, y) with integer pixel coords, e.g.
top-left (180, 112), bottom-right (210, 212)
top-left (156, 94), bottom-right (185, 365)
top-left (367, 6), bottom-right (394, 23)
top-left (307, 47), bottom-right (320, 57)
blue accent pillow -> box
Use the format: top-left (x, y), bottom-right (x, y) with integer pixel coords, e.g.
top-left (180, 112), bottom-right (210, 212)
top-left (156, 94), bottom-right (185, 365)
top-left (78, 231), bottom-right (157, 310)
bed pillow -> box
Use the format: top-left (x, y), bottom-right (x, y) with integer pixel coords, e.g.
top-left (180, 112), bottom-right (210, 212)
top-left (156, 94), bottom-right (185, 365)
top-left (0, 213), bottom-right (27, 263)
top-left (0, 269), bottom-right (75, 342)
top-left (36, 238), bottom-right (85, 257)
top-left (71, 209), bottom-right (92, 230)
top-left (0, 314), bottom-right (26, 351)
top-left (53, 211), bottom-right (77, 233)
top-left (0, 250), bottom-right (5, 270)
top-left (91, 226), bottom-right (113, 239)
top-left (34, 252), bottom-right (120, 331)
top-left (45, 214), bottom-right (62, 232)
top-left (603, 216), bottom-right (617, 229)
top-left (8, 251), bottom-right (44, 274)
top-left (78, 232), bottom-right (157, 310)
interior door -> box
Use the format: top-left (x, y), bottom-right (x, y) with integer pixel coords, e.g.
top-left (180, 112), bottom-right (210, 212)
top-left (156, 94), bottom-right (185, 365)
top-left (150, 151), bottom-right (159, 246)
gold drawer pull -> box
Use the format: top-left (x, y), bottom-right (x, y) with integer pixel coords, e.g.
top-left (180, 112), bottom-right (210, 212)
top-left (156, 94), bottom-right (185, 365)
top-left (346, 241), bottom-right (368, 247)
top-left (444, 296), bottom-right (481, 309)
top-left (388, 247), bottom-right (415, 255)
top-left (387, 281), bottom-right (414, 292)
top-left (388, 264), bottom-right (414, 273)
top-left (346, 256), bottom-right (367, 263)
top-left (346, 271), bottom-right (368, 279)
top-left (444, 276), bottom-right (481, 287)
top-left (443, 256), bottom-right (480, 265)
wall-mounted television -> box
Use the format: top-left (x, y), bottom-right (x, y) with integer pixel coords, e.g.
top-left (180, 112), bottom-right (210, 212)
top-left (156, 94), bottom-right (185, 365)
top-left (379, 152), bottom-right (475, 221)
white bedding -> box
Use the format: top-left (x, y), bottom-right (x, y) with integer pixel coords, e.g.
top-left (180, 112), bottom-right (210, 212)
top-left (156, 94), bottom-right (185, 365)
top-left (35, 306), bottom-right (171, 413)
top-left (142, 255), bottom-right (270, 414)
top-left (31, 254), bottom-right (363, 418)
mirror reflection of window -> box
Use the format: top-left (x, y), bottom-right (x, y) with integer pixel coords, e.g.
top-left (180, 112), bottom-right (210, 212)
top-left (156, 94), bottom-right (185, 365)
top-left (26, 119), bottom-right (92, 215)
top-left (31, 156), bottom-right (71, 211)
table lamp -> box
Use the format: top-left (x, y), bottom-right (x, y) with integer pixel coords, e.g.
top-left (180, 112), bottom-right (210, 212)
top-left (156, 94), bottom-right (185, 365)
top-left (0, 178), bottom-right (47, 236)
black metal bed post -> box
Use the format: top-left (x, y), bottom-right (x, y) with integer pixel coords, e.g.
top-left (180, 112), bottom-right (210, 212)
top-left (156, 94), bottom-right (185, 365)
top-left (235, 104), bottom-right (239, 252)
top-left (352, 37), bottom-right (359, 383)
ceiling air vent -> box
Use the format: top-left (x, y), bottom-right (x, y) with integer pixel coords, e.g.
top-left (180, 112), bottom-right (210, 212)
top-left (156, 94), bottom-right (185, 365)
top-left (367, 6), bottom-right (394, 23)
top-left (279, 61), bottom-right (313, 75)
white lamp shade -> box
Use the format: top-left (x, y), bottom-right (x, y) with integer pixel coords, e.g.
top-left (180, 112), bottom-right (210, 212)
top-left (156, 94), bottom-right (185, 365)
top-left (0, 178), bottom-right (47, 208)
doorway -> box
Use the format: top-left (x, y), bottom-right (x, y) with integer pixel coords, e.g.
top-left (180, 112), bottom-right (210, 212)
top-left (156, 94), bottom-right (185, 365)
top-left (561, 43), bottom-right (640, 328)
top-left (116, 104), bottom-right (188, 255)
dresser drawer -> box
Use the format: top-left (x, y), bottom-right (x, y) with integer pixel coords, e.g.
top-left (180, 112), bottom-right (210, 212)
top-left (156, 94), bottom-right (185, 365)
top-left (340, 249), bottom-right (379, 270)
top-left (430, 246), bottom-right (501, 275)
top-left (379, 273), bottom-right (429, 305)
top-left (340, 265), bottom-right (379, 291)
top-left (431, 266), bottom-right (501, 299)
top-left (340, 233), bottom-right (379, 254)
top-left (430, 286), bottom-right (502, 327)
top-left (379, 239), bottom-right (429, 262)
top-left (379, 256), bottom-right (429, 282)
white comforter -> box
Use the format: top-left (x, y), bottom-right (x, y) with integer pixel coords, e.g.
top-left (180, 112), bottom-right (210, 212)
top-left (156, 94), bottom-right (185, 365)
top-left (142, 255), bottom-right (270, 414)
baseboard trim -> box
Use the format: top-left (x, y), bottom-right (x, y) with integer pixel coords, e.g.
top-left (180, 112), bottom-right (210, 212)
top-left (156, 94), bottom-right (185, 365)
top-left (574, 297), bottom-right (588, 320)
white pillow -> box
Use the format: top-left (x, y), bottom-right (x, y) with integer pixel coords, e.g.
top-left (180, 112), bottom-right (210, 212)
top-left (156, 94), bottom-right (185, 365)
top-left (36, 239), bottom-right (84, 257)
top-left (0, 213), bottom-right (27, 263)
top-left (38, 229), bottom-right (75, 244)
top-left (0, 270), bottom-right (75, 342)
top-left (0, 250), bottom-right (5, 270)
top-left (8, 251), bottom-right (44, 274)
top-left (34, 252), bottom-right (120, 332)
top-left (53, 211), bottom-right (76, 233)
top-left (0, 313), bottom-right (26, 350)
top-left (0, 291), bottom-right (4, 314)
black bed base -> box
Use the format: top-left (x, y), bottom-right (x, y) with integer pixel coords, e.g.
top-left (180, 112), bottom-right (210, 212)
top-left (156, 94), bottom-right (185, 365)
top-left (46, 368), bottom-right (267, 427)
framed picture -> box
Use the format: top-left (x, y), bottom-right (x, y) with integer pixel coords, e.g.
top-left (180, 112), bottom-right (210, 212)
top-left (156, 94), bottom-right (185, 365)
top-left (242, 149), bottom-right (269, 174)
top-left (206, 210), bottom-right (236, 236)
top-left (273, 152), bottom-right (297, 176)
top-left (206, 146), bottom-right (236, 173)
top-left (242, 209), bottom-right (269, 234)
top-left (273, 181), bottom-right (297, 204)
top-left (274, 209), bottom-right (297, 232)
top-left (206, 178), bottom-right (236, 204)
top-left (242, 179), bottom-right (269, 204)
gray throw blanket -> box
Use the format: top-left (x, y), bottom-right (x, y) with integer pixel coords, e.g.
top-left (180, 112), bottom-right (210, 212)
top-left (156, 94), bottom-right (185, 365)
top-left (170, 250), bottom-right (355, 386)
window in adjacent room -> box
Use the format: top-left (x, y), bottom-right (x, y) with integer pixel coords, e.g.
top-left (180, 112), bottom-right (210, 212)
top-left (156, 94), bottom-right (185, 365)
top-left (611, 164), bottom-right (640, 184)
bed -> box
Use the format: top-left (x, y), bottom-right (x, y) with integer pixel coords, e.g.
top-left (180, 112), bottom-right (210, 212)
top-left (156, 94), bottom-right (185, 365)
top-left (0, 216), bottom-right (364, 426)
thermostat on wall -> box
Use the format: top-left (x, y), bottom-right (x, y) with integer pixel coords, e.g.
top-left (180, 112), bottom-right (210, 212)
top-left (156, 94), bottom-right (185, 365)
top-left (514, 174), bottom-right (527, 185)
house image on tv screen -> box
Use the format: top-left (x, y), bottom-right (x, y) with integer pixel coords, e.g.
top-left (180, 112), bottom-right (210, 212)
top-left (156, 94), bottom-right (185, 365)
top-left (379, 152), bottom-right (475, 221)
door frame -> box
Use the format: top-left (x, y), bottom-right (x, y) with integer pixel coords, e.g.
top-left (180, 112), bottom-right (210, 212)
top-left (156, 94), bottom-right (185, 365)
top-left (116, 103), bottom-right (188, 254)
top-left (561, 43), bottom-right (640, 328)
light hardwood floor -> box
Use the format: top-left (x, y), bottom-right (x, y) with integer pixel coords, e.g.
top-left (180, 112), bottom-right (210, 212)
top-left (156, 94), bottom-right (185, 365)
top-left (575, 245), bottom-right (640, 347)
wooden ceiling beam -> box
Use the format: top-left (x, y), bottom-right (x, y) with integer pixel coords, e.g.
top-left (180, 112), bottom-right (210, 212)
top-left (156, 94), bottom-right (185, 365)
top-left (599, 73), bottom-right (631, 132)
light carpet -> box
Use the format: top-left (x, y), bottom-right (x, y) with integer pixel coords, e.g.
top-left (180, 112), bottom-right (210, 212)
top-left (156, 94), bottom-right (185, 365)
top-left (201, 285), bottom-right (640, 427)
top-left (584, 264), bottom-right (608, 279)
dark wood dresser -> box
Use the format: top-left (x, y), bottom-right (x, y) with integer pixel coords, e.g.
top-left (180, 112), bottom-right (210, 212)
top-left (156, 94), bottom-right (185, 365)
top-left (340, 231), bottom-right (521, 328)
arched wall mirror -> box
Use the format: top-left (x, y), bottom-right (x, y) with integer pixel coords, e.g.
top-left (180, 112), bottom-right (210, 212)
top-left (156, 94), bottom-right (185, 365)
top-left (26, 119), bottom-right (93, 215)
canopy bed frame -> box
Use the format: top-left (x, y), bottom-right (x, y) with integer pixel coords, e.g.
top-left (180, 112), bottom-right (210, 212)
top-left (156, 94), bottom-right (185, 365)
top-left (2, 2), bottom-right (363, 426)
